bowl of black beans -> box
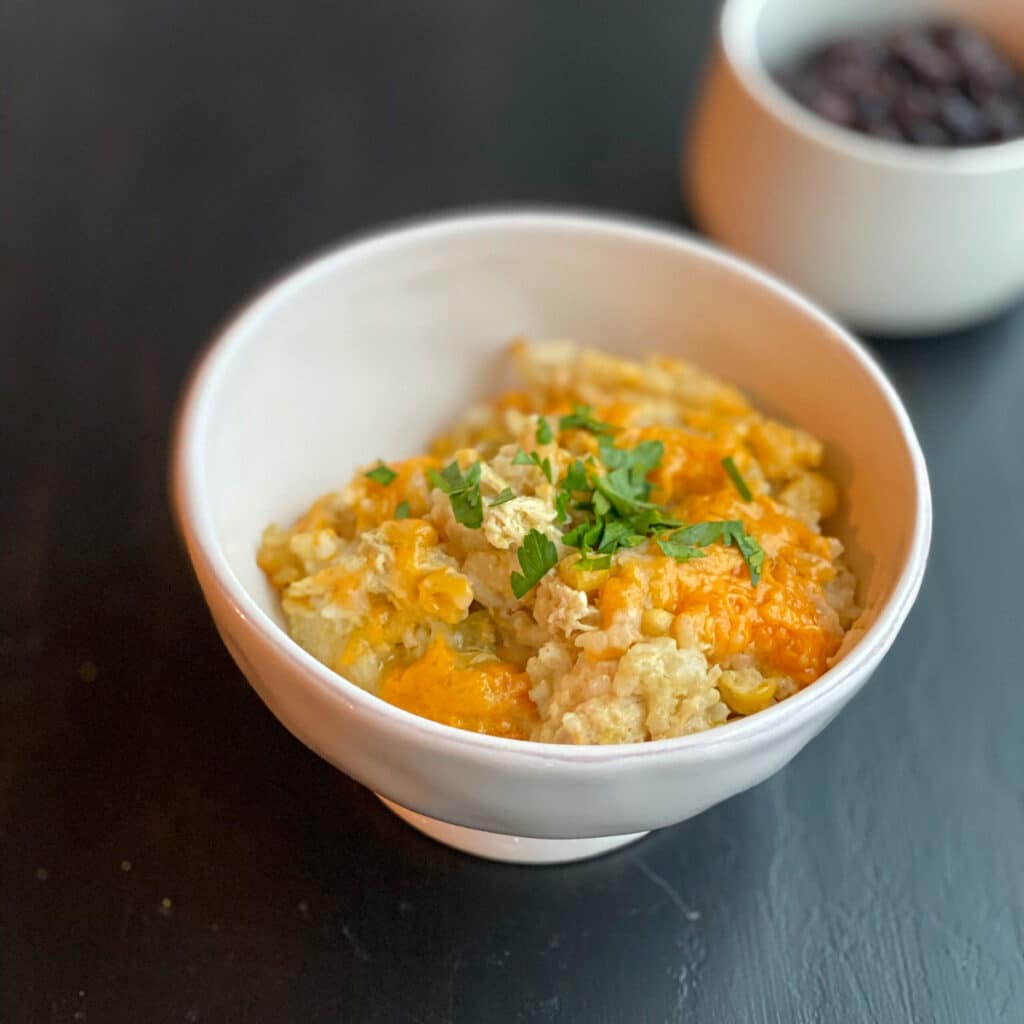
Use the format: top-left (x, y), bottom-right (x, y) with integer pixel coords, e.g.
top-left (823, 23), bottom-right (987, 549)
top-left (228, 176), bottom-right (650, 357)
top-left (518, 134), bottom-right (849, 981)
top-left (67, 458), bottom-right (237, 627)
top-left (779, 22), bottom-right (1024, 148)
top-left (686, 0), bottom-right (1024, 334)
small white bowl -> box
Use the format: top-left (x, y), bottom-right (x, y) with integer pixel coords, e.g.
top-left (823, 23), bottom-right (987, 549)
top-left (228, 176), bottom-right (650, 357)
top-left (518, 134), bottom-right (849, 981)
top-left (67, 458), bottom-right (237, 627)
top-left (686, 0), bottom-right (1024, 335)
top-left (171, 210), bottom-right (931, 864)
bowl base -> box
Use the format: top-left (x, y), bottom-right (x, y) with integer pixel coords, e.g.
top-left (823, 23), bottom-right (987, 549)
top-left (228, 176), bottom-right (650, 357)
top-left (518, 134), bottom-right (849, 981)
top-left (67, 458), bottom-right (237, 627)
top-left (376, 796), bottom-right (649, 864)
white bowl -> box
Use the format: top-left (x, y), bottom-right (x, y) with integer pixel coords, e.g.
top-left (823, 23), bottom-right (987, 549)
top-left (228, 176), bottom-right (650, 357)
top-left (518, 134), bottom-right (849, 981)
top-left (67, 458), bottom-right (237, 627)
top-left (686, 0), bottom-right (1024, 335)
top-left (171, 210), bottom-right (931, 863)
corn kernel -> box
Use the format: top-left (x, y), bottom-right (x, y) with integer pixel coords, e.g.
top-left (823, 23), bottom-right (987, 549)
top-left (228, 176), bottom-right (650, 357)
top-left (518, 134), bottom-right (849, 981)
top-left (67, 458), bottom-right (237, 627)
top-left (641, 608), bottom-right (673, 636)
top-left (718, 669), bottom-right (777, 716)
top-left (672, 612), bottom-right (708, 652)
top-left (557, 554), bottom-right (610, 593)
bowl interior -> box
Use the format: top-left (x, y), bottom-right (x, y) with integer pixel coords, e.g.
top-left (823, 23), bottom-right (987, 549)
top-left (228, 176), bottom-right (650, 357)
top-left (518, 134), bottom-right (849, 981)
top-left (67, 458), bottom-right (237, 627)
top-left (192, 215), bottom-right (920, 652)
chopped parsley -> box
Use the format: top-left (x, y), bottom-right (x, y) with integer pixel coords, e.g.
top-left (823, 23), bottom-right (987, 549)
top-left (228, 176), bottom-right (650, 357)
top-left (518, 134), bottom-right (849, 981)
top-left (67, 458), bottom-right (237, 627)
top-left (543, 436), bottom-right (683, 580)
top-left (428, 460), bottom-right (483, 528)
top-left (535, 417), bottom-right (553, 444)
top-left (510, 529), bottom-right (559, 598)
top-left (722, 455), bottom-right (753, 501)
top-left (558, 403), bottom-right (617, 435)
top-left (394, 501), bottom-right (410, 520)
top-left (576, 553), bottom-right (613, 572)
top-left (489, 487), bottom-right (517, 507)
top-left (427, 461), bottom-right (465, 494)
top-left (733, 531), bottom-right (766, 586)
top-left (508, 431), bottom-right (767, 595)
top-left (512, 448), bottom-right (553, 483)
top-left (655, 535), bottom-right (706, 563)
top-left (555, 490), bottom-right (571, 524)
top-left (658, 520), bottom-right (765, 585)
top-left (365, 461), bottom-right (397, 486)
top-left (561, 459), bottom-right (590, 493)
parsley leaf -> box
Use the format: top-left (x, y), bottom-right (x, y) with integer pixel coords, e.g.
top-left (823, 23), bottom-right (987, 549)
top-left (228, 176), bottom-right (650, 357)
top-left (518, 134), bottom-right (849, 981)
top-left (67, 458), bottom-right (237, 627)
top-left (672, 521), bottom-right (729, 546)
top-left (596, 520), bottom-right (645, 553)
top-left (365, 461), bottom-right (397, 486)
top-left (558, 403), bottom-right (617, 435)
top-left (561, 459), bottom-right (590, 494)
top-left (554, 490), bottom-right (571, 524)
top-left (631, 506), bottom-right (683, 535)
top-left (731, 528), bottom-right (765, 585)
top-left (512, 448), bottom-right (552, 483)
top-left (560, 522), bottom-right (590, 549)
top-left (394, 501), bottom-right (410, 520)
top-left (510, 529), bottom-right (559, 598)
top-left (535, 417), bottom-right (553, 444)
top-left (722, 455), bottom-right (753, 501)
top-left (428, 460), bottom-right (484, 528)
top-left (593, 470), bottom-right (657, 518)
top-left (562, 520), bottom-right (606, 553)
top-left (576, 553), bottom-right (613, 571)
top-left (427, 461), bottom-right (466, 494)
top-left (630, 439), bottom-right (664, 478)
top-left (450, 491), bottom-right (482, 528)
top-left (489, 487), bottom-right (516, 507)
top-left (597, 435), bottom-right (628, 470)
top-left (597, 436), bottom-right (663, 504)
top-left (656, 536), bottom-right (706, 562)
top-left (658, 519), bottom-right (765, 585)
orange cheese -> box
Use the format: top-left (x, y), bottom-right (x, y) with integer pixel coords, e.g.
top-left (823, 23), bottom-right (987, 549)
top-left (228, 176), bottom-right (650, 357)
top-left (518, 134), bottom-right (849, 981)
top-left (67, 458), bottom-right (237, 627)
top-left (346, 455), bottom-right (440, 533)
top-left (379, 636), bottom-right (538, 739)
top-left (597, 489), bottom-right (840, 686)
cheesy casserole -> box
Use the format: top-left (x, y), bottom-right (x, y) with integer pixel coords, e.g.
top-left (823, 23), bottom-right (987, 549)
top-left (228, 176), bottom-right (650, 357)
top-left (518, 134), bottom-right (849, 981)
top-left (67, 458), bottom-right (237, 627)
top-left (258, 341), bottom-right (859, 744)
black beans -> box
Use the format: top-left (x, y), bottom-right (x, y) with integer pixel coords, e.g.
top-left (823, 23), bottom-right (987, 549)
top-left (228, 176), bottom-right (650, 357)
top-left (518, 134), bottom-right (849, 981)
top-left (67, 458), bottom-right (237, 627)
top-left (777, 21), bottom-right (1024, 147)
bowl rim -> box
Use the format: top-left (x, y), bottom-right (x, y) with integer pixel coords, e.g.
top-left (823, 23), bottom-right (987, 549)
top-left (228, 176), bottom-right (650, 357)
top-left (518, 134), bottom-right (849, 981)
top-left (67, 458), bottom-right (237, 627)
top-left (171, 206), bottom-right (932, 766)
top-left (718, 0), bottom-right (1024, 174)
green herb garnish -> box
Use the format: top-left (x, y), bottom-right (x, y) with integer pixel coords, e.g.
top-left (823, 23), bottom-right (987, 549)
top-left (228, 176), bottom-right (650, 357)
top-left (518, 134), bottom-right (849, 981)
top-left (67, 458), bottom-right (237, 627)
top-left (510, 529), bottom-right (559, 598)
top-left (365, 461), bottom-right (397, 486)
top-left (655, 535), bottom-right (706, 563)
top-left (394, 501), bottom-right (410, 520)
top-left (554, 437), bottom-right (676, 575)
top-left (505, 432), bottom-right (765, 595)
top-left (555, 490), bottom-right (572, 524)
top-left (658, 520), bottom-right (765, 585)
top-left (589, 437), bottom-right (663, 518)
top-left (668, 521), bottom-right (731, 546)
top-left (535, 417), bottom-right (553, 445)
top-left (428, 460), bottom-right (483, 528)
top-left (558, 403), bottom-right (617, 435)
top-left (721, 455), bottom-right (753, 501)
top-left (427, 461), bottom-right (465, 494)
top-left (489, 488), bottom-right (517, 507)
top-left (512, 448), bottom-right (553, 483)
top-left (561, 459), bottom-right (590, 494)
top-left (575, 553), bottom-right (613, 572)
top-left (732, 530), bottom-right (766, 586)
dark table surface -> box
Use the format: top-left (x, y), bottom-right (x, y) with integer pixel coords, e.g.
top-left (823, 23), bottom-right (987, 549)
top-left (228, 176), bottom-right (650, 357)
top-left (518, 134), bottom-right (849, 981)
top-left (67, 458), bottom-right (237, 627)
top-left (2, 2), bottom-right (1022, 1022)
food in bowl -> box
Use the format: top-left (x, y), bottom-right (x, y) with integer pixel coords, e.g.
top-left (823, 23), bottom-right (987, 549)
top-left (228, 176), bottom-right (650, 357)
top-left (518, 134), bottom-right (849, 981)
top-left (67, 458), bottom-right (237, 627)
top-left (258, 341), bottom-right (860, 745)
top-left (777, 21), bottom-right (1024, 147)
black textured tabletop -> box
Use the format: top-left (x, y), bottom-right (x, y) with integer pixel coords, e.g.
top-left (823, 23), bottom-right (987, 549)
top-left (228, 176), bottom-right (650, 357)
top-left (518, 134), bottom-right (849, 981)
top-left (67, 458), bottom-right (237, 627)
top-left (2, 3), bottom-right (1022, 1022)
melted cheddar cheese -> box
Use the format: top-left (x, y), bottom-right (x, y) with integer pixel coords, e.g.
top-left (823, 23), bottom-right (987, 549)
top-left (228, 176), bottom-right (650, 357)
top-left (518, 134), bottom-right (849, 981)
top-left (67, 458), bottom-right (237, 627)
top-left (379, 636), bottom-right (538, 739)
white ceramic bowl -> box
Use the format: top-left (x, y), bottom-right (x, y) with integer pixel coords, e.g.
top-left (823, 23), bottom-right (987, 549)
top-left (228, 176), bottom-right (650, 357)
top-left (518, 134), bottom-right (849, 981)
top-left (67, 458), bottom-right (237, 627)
top-left (171, 210), bottom-right (931, 863)
top-left (686, 0), bottom-right (1024, 335)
